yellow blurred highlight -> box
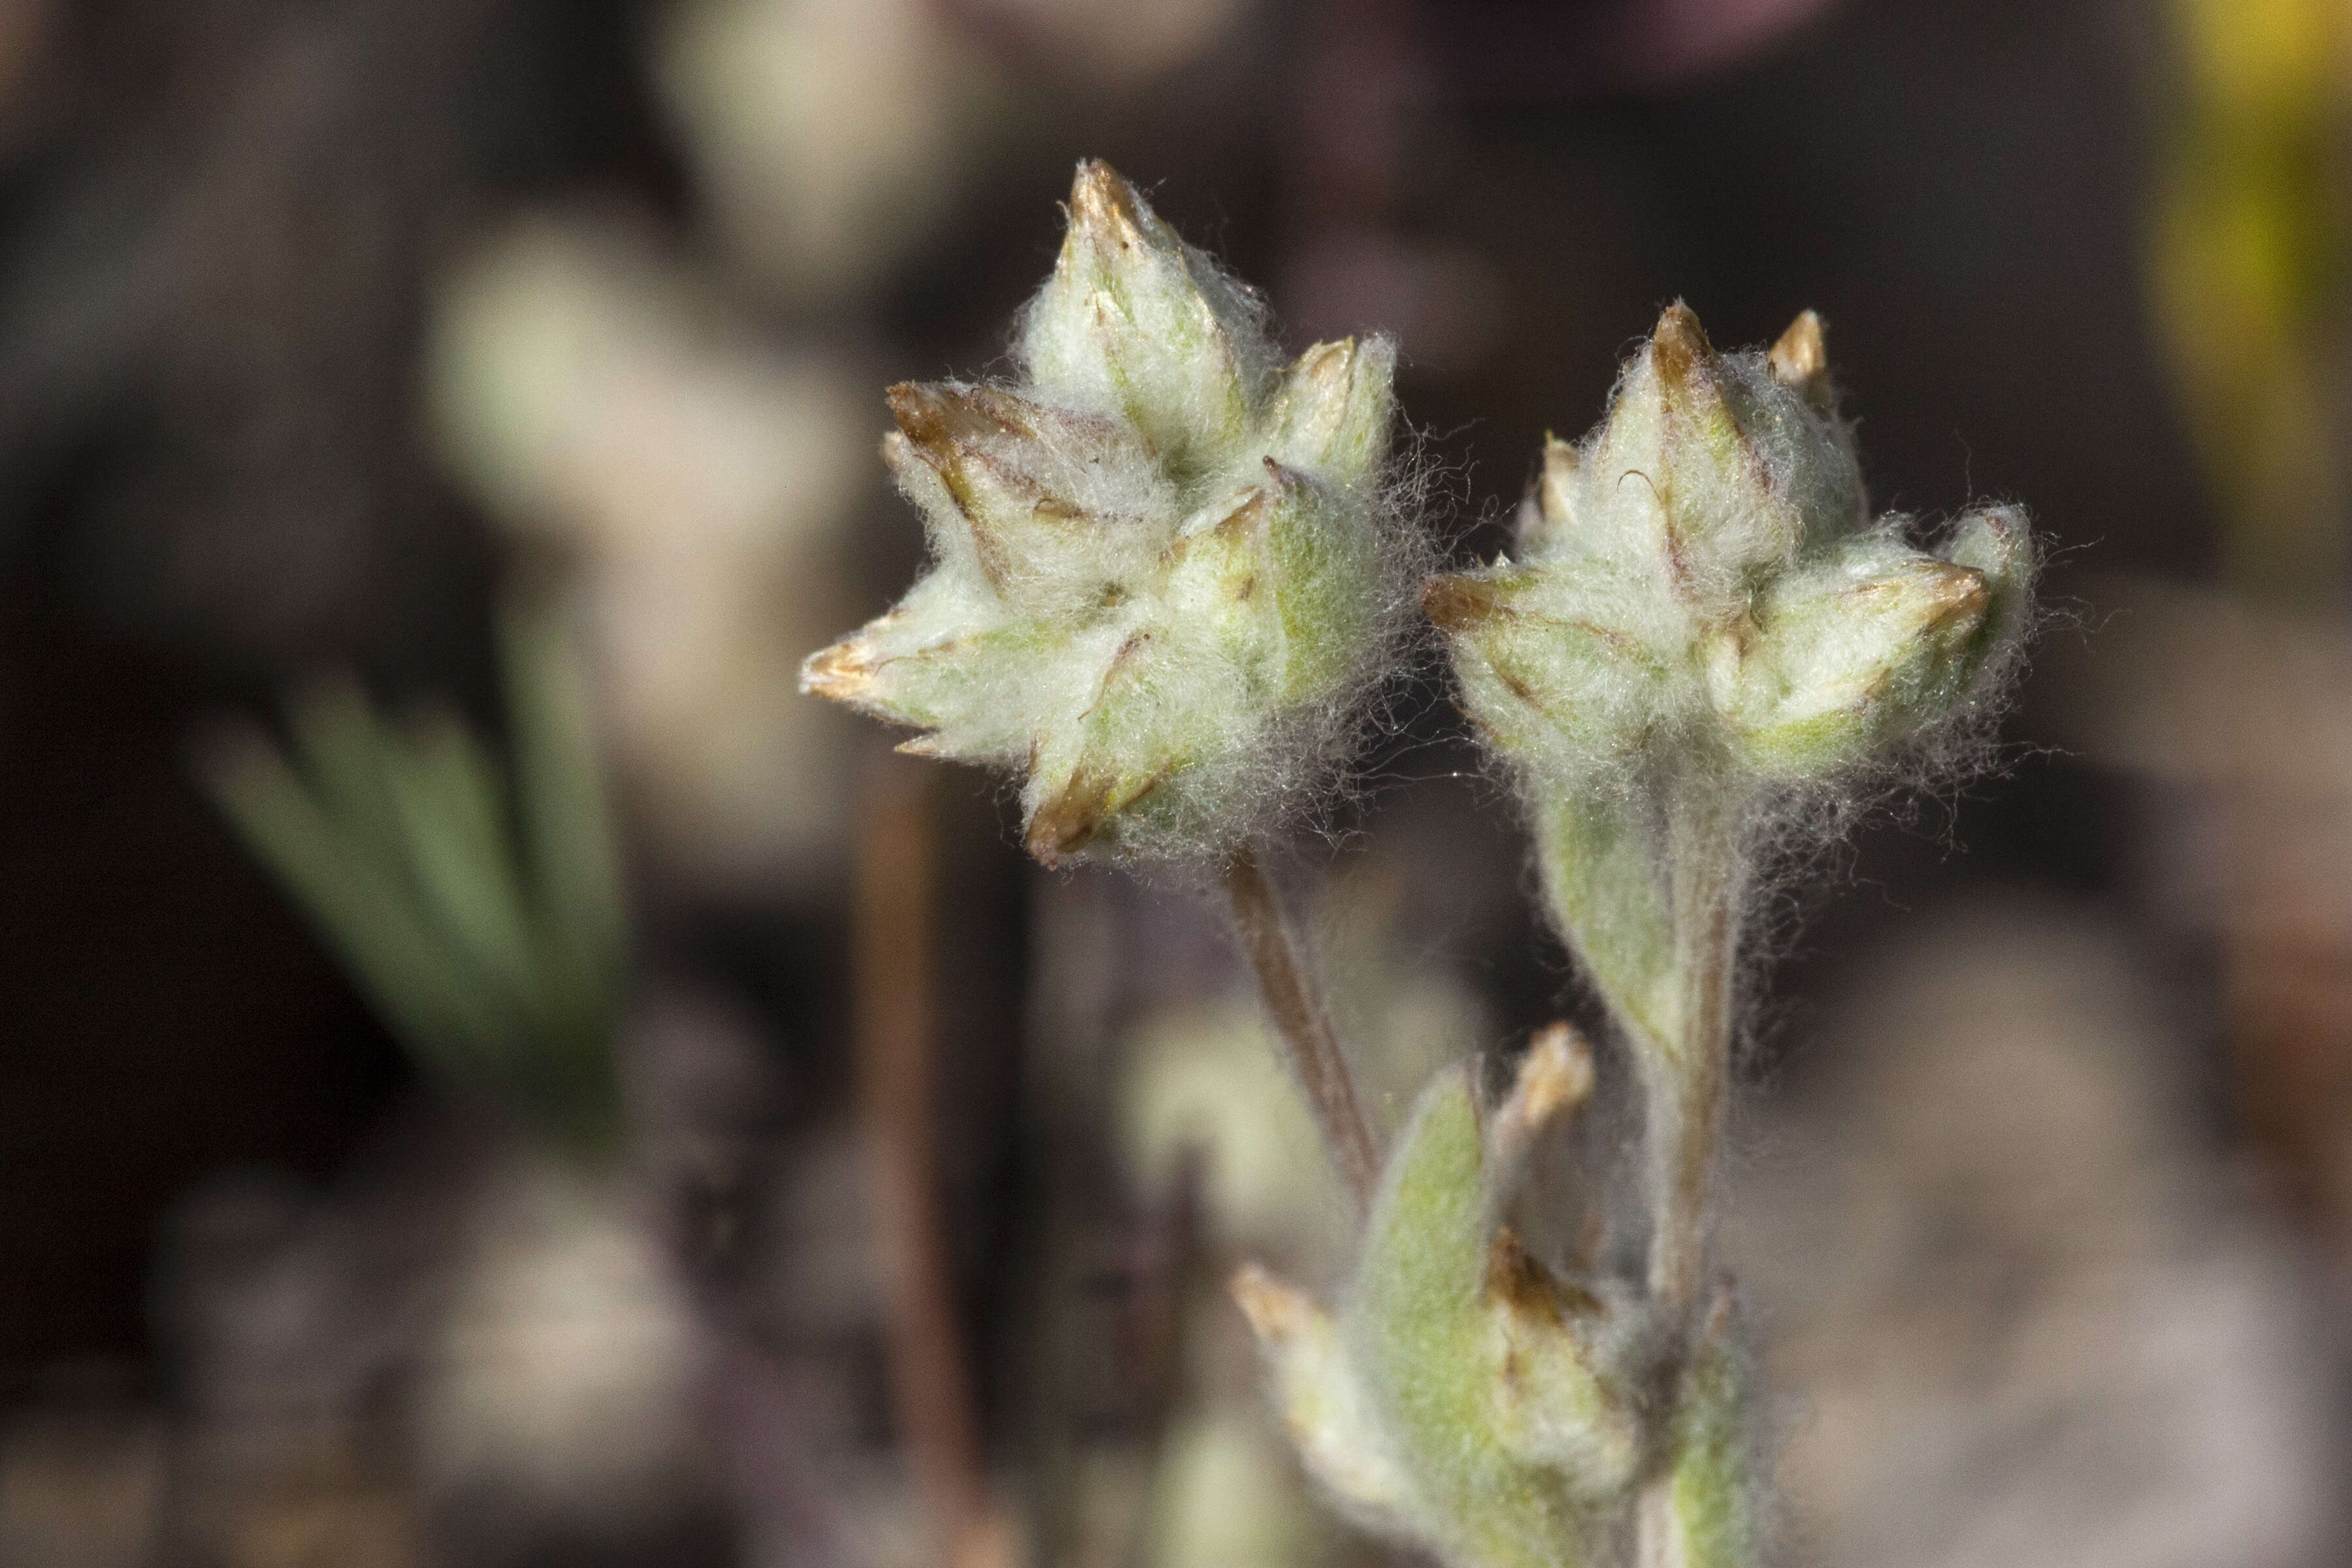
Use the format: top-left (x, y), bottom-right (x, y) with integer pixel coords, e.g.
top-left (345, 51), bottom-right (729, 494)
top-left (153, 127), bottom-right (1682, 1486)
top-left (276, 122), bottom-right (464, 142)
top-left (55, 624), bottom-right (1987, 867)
top-left (2149, 0), bottom-right (2352, 595)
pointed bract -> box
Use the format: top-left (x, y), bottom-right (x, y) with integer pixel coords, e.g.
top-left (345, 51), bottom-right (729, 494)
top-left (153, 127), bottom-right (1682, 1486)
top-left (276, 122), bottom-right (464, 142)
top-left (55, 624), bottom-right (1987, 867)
top-left (1490, 1023), bottom-right (1593, 1161)
top-left (1267, 336), bottom-right (1398, 489)
top-left (1019, 160), bottom-right (1271, 476)
top-left (1711, 536), bottom-right (1995, 776)
top-left (1767, 309), bottom-right (1833, 416)
top-left (1517, 434), bottom-right (1583, 557)
top-left (885, 382), bottom-right (1177, 618)
top-left (1942, 503), bottom-right (2036, 660)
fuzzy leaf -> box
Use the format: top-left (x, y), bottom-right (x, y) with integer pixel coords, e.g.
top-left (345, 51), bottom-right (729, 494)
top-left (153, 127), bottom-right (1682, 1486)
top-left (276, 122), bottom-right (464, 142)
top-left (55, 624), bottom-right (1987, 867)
top-left (1531, 788), bottom-right (1676, 1052)
top-left (1711, 534), bottom-right (1993, 776)
top-left (1344, 1068), bottom-right (1631, 1568)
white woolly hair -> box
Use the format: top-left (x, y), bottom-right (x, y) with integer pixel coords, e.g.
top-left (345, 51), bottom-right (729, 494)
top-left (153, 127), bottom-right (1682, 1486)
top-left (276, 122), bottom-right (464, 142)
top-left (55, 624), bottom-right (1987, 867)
top-left (1001, 452), bottom-right (1438, 879)
top-left (1500, 506), bottom-right (2045, 964)
top-left (822, 164), bottom-right (1436, 876)
top-left (1500, 319), bottom-right (2035, 800)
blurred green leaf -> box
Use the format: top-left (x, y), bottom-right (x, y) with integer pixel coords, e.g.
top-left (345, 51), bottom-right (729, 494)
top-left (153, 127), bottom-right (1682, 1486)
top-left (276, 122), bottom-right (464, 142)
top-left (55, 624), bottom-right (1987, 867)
top-left (502, 603), bottom-right (626, 1032)
top-left (201, 600), bottom-right (626, 1161)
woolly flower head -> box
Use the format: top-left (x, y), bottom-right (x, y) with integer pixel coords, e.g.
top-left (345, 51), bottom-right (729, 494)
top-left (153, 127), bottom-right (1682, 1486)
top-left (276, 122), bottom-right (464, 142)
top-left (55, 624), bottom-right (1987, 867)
top-left (802, 161), bottom-right (1414, 868)
top-left (1426, 304), bottom-right (2033, 800)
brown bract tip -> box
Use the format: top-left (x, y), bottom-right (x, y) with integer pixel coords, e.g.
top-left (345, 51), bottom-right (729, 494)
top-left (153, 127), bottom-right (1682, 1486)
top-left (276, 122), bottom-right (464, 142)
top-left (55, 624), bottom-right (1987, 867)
top-left (888, 382), bottom-right (1034, 454)
top-left (1537, 435), bottom-right (1580, 527)
top-left (1486, 1226), bottom-right (1605, 1321)
top-left (885, 381), bottom-right (957, 456)
top-left (1421, 574), bottom-right (1504, 632)
top-left (1179, 483), bottom-right (1273, 557)
top-left (1067, 159), bottom-right (1147, 252)
top-left (1769, 310), bottom-right (1826, 385)
top-left (1484, 1226), bottom-right (1563, 1320)
top-left (800, 636), bottom-right (877, 702)
top-left (1024, 770), bottom-right (1115, 867)
top-left (1292, 337), bottom-right (1356, 380)
top-left (1509, 1022), bottom-right (1593, 1130)
top-left (1769, 310), bottom-right (1833, 414)
top-left (1923, 564), bottom-right (1992, 632)
top-left (1541, 433), bottom-right (1578, 479)
top-left (1652, 302), bottom-right (1713, 385)
top-left (1230, 1262), bottom-right (1316, 1344)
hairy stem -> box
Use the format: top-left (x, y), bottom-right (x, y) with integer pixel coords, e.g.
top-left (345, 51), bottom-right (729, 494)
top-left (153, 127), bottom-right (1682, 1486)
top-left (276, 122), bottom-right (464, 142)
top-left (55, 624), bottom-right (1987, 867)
top-left (1224, 843), bottom-right (1382, 1212)
top-left (855, 755), bottom-right (1003, 1568)
top-left (1646, 825), bottom-right (1737, 1320)
top-left (1636, 1478), bottom-right (1682, 1568)
top-left (1635, 789), bottom-right (1744, 1567)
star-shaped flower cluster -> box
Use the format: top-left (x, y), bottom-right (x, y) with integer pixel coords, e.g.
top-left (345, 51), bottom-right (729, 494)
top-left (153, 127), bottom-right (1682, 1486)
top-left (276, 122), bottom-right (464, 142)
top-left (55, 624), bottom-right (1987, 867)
top-left (802, 161), bottom-right (1413, 868)
top-left (1426, 304), bottom-right (2032, 798)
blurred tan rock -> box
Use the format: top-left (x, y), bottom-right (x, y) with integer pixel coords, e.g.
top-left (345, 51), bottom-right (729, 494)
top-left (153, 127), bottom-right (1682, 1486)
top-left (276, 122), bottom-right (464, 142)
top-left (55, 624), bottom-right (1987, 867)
top-left (1729, 895), bottom-right (2335, 1568)
top-left (653, 0), bottom-right (995, 302)
top-left (2063, 574), bottom-right (2352, 1235)
top-left (429, 214), bottom-right (870, 890)
top-left (0, 1409), bottom-right (165, 1568)
top-left (416, 1159), bottom-right (712, 1524)
top-left (1140, 1410), bottom-right (1333, 1568)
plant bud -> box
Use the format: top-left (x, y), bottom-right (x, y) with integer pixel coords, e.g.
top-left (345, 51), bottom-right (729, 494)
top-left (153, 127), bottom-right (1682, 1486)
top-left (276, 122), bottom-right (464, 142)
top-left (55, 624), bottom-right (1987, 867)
top-left (804, 161), bottom-right (1413, 868)
top-left (1237, 1065), bottom-right (1643, 1568)
top-left (1230, 1262), bottom-right (1429, 1541)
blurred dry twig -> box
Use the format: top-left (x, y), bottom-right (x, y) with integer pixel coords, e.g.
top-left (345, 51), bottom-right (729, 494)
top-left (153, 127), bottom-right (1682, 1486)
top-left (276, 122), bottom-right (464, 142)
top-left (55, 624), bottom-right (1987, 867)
top-left (853, 750), bottom-right (1007, 1568)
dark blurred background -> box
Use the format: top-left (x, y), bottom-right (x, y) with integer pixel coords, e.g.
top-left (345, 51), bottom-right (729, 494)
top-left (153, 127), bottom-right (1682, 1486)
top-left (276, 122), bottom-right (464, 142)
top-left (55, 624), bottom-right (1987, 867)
top-left (1, 2), bottom-right (2344, 1565)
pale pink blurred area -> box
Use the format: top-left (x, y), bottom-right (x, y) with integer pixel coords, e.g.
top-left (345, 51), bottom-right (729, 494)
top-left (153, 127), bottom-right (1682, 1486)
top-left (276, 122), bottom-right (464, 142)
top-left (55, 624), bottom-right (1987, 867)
top-left (1428, 0), bottom-right (1844, 95)
top-left (1611, 0), bottom-right (1844, 82)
